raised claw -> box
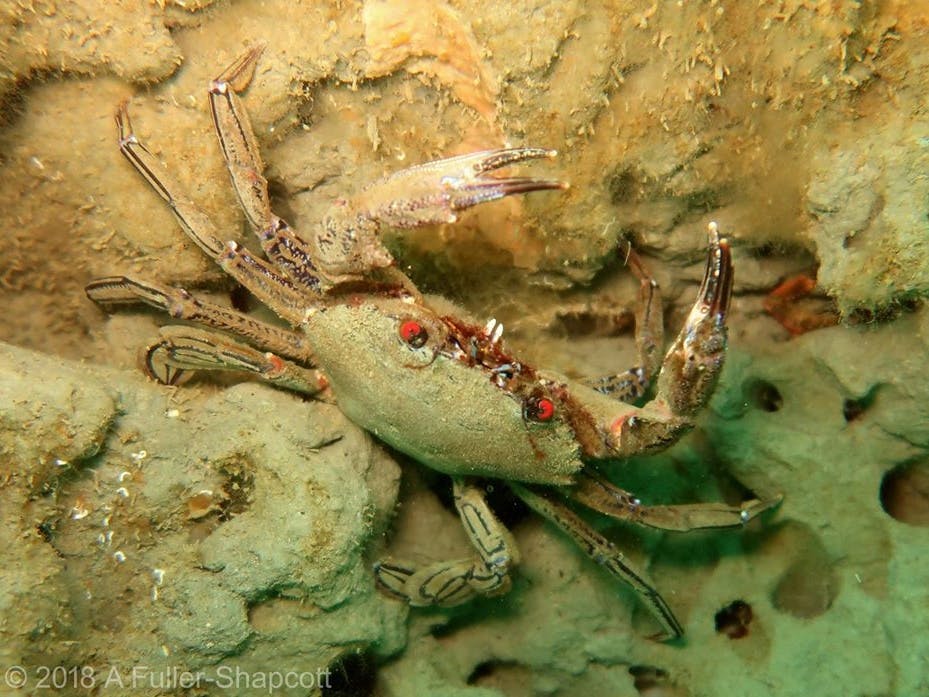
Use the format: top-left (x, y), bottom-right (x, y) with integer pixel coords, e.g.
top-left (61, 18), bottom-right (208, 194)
top-left (654, 222), bottom-right (733, 418)
top-left (352, 147), bottom-right (567, 228)
top-left (695, 221), bottom-right (733, 322)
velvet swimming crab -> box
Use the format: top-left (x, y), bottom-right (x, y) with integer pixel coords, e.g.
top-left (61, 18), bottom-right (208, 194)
top-left (87, 48), bottom-right (779, 640)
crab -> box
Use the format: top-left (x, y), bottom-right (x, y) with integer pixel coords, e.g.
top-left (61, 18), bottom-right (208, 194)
top-left (86, 47), bottom-right (779, 641)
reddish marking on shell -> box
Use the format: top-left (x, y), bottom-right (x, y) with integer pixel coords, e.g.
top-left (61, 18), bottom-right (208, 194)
top-left (610, 414), bottom-right (629, 438)
top-left (267, 354), bottom-right (285, 373)
top-left (439, 315), bottom-right (535, 380)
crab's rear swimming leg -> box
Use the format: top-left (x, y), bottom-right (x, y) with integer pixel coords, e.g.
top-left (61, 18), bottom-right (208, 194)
top-left (375, 477), bottom-right (519, 606)
top-left (142, 326), bottom-right (327, 395)
top-left (86, 275), bottom-right (312, 360)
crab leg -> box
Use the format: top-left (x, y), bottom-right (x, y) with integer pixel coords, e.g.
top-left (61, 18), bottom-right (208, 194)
top-left (311, 146), bottom-right (567, 282)
top-left (115, 104), bottom-right (224, 258)
top-left (609, 223), bottom-right (733, 457)
top-left (208, 45), bottom-right (271, 234)
top-left (585, 245), bottom-right (664, 402)
top-left (510, 482), bottom-right (683, 641)
top-left (568, 471), bottom-right (782, 532)
top-left (142, 326), bottom-right (327, 394)
top-left (114, 105), bottom-right (313, 323)
top-left (349, 147), bottom-right (567, 229)
top-left (85, 275), bottom-right (313, 362)
top-left (375, 477), bottom-right (519, 606)
top-left (208, 47), bottom-right (330, 293)
top-left (208, 47), bottom-right (567, 288)
top-left (208, 48), bottom-right (412, 294)
top-left (656, 222), bottom-right (733, 417)
top-left (216, 242), bottom-right (311, 325)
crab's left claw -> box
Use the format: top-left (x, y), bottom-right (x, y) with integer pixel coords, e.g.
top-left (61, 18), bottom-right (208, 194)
top-left (599, 224), bottom-right (734, 458)
top-left (352, 147), bottom-right (567, 228)
top-left (654, 222), bottom-right (733, 418)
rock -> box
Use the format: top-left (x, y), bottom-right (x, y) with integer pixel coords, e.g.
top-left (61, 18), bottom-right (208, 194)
top-left (0, 341), bottom-right (405, 696)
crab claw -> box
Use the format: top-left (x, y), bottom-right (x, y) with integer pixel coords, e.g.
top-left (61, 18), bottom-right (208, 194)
top-left (352, 147), bottom-right (567, 228)
top-left (654, 222), bottom-right (733, 418)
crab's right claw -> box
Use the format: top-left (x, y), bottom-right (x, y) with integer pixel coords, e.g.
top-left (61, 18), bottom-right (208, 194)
top-left (354, 147), bottom-right (567, 228)
top-left (655, 222), bottom-right (733, 418)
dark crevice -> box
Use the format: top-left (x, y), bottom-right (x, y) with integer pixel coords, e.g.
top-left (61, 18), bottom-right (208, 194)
top-left (715, 599), bottom-right (753, 639)
top-left (743, 378), bottom-right (783, 412)
top-left (843, 384), bottom-right (881, 422)
top-left (322, 650), bottom-right (377, 696)
top-left (630, 664), bottom-right (675, 694)
top-left (467, 660), bottom-right (509, 685)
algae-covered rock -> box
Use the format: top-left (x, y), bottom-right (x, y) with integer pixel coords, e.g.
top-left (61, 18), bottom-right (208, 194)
top-left (0, 0), bottom-right (184, 107)
top-left (0, 341), bottom-right (405, 696)
top-left (805, 124), bottom-right (929, 317)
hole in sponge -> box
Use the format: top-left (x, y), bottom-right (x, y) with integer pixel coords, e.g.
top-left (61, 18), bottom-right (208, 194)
top-left (466, 660), bottom-right (529, 691)
top-left (772, 556), bottom-right (839, 618)
top-left (842, 384), bottom-right (880, 422)
top-left (629, 665), bottom-right (688, 696)
top-left (743, 379), bottom-right (783, 412)
top-left (714, 600), bottom-right (753, 639)
top-left (767, 521), bottom-right (840, 618)
top-left (322, 649), bottom-right (376, 696)
top-left (880, 460), bottom-right (929, 526)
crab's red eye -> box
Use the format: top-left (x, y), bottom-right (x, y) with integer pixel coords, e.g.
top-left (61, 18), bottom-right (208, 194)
top-left (399, 319), bottom-right (428, 348)
top-left (524, 396), bottom-right (555, 422)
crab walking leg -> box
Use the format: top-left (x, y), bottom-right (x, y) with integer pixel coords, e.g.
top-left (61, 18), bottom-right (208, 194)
top-left (142, 326), bottom-right (328, 394)
top-left (208, 45), bottom-right (271, 234)
top-left (585, 245), bottom-right (664, 402)
top-left (216, 242), bottom-right (312, 325)
top-left (115, 104), bottom-right (313, 323)
top-left (116, 105), bottom-right (223, 258)
top-left (375, 477), bottom-right (519, 606)
top-left (208, 48), bottom-right (333, 295)
top-left (85, 275), bottom-right (314, 363)
top-left (210, 45), bottom-right (391, 290)
top-left (567, 471), bottom-right (783, 532)
top-left (609, 224), bottom-right (733, 457)
top-left (510, 482), bottom-right (683, 641)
